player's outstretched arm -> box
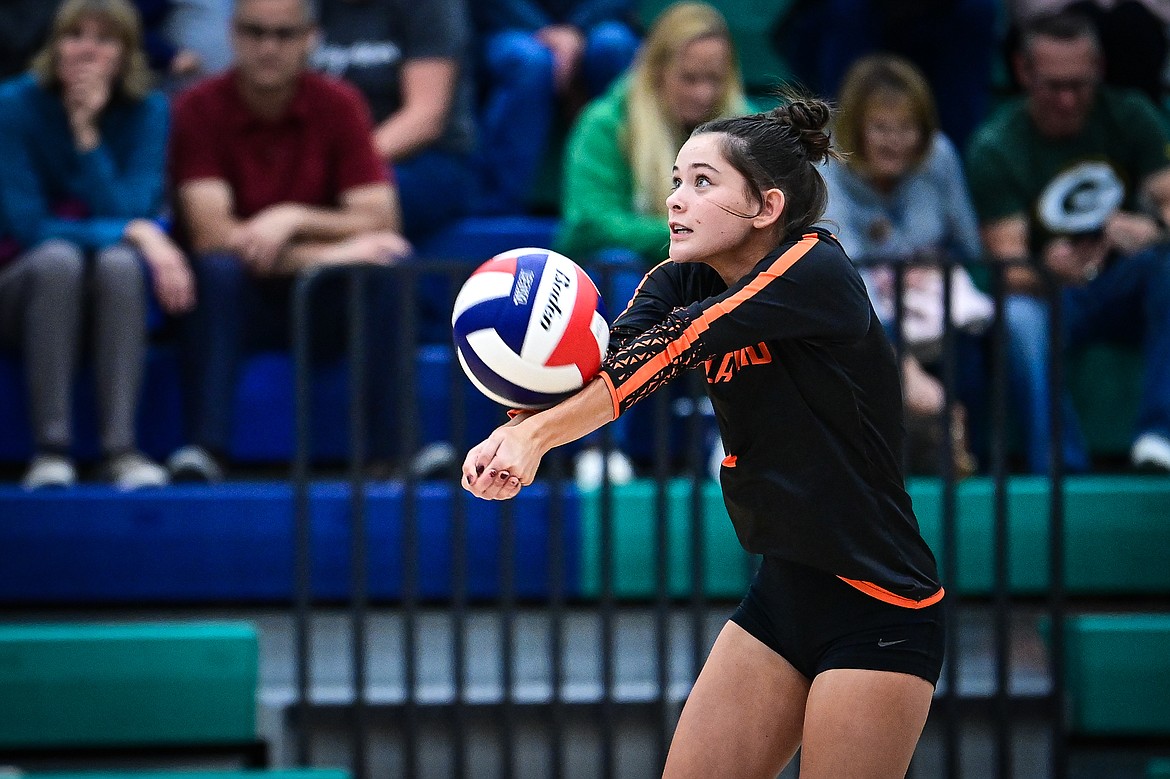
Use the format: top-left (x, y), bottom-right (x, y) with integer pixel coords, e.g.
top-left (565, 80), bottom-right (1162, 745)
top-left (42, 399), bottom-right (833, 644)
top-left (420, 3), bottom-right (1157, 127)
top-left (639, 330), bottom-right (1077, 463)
top-left (462, 379), bottom-right (615, 500)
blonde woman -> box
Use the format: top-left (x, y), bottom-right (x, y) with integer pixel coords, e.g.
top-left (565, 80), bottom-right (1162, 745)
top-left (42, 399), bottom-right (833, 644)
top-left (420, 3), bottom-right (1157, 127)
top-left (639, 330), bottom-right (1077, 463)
top-left (0, 0), bottom-right (192, 489)
top-left (557, 1), bottom-right (751, 274)
top-left (555, 1), bottom-right (752, 485)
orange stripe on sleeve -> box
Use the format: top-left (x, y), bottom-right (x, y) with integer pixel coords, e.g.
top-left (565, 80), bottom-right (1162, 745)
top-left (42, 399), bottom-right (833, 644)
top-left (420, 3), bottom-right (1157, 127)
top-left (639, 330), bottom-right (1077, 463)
top-left (611, 235), bottom-right (818, 406)
top-left (837, 576), bottom-right (946, 609)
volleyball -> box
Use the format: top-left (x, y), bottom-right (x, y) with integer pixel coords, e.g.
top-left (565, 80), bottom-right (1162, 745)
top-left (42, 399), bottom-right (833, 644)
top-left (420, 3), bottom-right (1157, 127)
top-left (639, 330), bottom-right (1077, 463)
top-left (451, 248), bottom-right (609, 410)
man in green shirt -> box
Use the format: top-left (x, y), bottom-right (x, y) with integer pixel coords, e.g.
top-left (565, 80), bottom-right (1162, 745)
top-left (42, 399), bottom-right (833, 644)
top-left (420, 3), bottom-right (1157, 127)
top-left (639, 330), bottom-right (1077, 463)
top-left (966, 10), bottom-right (1170, 474)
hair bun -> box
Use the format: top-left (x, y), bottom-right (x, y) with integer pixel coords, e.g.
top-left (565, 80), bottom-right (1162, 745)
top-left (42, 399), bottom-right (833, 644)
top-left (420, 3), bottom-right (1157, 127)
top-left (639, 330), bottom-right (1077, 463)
top-left (769, 97), bottom-right (834, 164)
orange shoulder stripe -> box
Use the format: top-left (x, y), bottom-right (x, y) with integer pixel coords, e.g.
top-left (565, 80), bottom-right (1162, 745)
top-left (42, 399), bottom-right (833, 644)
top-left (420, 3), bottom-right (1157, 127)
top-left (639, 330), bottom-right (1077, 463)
top-left (611, 234), bottom-right (818, 407)
top-left (837, 576), bottom-right (946, 609)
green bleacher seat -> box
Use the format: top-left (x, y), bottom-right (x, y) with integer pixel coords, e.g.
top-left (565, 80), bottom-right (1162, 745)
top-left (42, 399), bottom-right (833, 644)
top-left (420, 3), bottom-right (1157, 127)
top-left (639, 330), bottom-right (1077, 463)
top-left (0, 622), bottom-right (258, 750)
top-left (580, 475), bottom-right (1170, 598)
top-left (1149, 757), bottom-right (1170, 777)
top-left (1063, 614), bottom-right (1170, 736)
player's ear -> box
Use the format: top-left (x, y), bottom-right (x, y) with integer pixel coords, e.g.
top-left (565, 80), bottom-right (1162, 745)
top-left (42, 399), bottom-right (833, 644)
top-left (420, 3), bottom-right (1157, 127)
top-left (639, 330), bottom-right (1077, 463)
top-left (752, 188), bottom-right (785, 230)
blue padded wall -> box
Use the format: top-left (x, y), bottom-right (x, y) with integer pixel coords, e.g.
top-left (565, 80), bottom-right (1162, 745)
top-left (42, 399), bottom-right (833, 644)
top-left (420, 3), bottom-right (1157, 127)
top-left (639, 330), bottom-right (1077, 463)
top-left (0, 482), bottom-right (580, 604)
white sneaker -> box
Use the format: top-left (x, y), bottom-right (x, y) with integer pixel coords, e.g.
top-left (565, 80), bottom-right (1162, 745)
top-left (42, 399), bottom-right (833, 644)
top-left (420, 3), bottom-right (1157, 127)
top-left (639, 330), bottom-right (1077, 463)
top-left (166, 445), bottom-right (223, 483)
top-left (107, 451), bottom-right (169, 490)
top-left (23, 453), bottom-right (77, 490)
top-left (1131, 432), bottom-right (1170, 472)
top-left (408, 441), bottom-right (458, 480)
top-left (574, 447), bottom-right (634, 490)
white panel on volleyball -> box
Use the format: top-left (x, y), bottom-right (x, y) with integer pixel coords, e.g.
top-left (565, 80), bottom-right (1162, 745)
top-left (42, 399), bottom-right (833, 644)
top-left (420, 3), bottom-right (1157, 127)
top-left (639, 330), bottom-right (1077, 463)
top-left (451, 270), bottom-right (515, 322)
top-left (520, 252), bottom-right (577, 365)
top-left (464, 330), bottom-right (585, 394)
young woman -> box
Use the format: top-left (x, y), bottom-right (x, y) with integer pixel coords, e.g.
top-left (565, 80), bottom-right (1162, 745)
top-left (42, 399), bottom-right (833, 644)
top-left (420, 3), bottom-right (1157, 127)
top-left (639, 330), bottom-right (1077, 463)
top-left (463, 97), bottom-right (945, 777)
top-left (0, 0), bottom-right (193, 489)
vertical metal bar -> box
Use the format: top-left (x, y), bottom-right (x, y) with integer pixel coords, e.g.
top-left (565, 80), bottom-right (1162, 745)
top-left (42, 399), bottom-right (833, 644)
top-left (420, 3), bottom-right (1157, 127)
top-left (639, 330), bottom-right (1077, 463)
top-left (547, 449), bottom-right (566, 779)
top-left (938, 258), bottom-right (961, 779)
top-left (598, 265), bottom-right (616, 779)
top-left (347, 267), bottom-right (369, 779)
top-left (500, 498), bottom-right (516, 779)
top-left (1046, 279), bottom-right (1068, 779)
top-left (653, 389), bottom-right (672, 769)
top-left (991, 262), bottom-right (1013, 779)
top-left (291, 268), bottom-right (321, 767)
top-left (398, 266), bottom-right (420, 778)
top-left (449, 265), bottom-right (470, 779)
top-left (687, 374), bottom-right (706, 686)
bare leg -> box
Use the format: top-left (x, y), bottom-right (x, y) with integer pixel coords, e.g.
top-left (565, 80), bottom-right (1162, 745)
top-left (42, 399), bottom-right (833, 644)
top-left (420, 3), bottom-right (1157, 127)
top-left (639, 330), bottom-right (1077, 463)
top-left (663, 621), bottom-right (810, 779)
top-left (798, 668), bottom-right (934, 778)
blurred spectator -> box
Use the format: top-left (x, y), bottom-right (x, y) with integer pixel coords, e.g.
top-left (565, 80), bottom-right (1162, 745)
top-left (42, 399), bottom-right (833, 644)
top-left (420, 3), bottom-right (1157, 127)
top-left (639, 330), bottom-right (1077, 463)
top-left (0, 1), bottom-right (63, 80)
top-left (312, 0), bottom-right (480, 243)
top-left (472, 0), bottom-right (639, 214)
top-left (967, 11), bottom-right (1170, 474)
top-left (132, 0), bottom-right (205, 82)
top-left (0, 0), bottom-right (191, 490)
top-left (771, 0), bottom-right (997, 150)
top-left (167, 0), bottom-right (411, 483)
top-left (822, 54), bottom-right (993, 476)
top-left (166, 0), bottom-right (234, 77)
top-left (556, 1), bottom-right (752, 485)
top-left (1004, 0), bottom-right (1169, 105)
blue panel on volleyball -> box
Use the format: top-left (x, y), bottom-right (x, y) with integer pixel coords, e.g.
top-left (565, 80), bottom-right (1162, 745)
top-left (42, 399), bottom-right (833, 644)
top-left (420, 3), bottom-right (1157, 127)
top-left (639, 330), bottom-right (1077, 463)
top-left (0, 483), bottom-right (580, 604)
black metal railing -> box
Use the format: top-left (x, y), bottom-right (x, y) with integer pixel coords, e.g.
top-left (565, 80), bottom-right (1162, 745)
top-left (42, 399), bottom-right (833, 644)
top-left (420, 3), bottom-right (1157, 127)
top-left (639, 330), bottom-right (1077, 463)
top-left (286, 254), bottom-right (1071, 779)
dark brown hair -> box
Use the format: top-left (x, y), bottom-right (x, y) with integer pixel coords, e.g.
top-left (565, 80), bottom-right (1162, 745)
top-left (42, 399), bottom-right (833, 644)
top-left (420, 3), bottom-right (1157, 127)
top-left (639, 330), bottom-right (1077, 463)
top-left (694, 90), bottom-right (840, 236)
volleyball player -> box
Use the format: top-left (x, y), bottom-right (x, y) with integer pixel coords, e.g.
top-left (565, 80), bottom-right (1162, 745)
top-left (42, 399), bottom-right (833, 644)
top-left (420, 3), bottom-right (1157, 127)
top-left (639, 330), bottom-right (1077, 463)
top-left (462, 95), bottom-right (945, 778)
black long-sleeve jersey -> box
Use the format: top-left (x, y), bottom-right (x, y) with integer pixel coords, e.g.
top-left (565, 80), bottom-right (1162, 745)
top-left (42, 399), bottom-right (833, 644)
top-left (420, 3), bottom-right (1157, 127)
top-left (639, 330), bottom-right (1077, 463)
top-left (598, 228), bottom-right (944, 607)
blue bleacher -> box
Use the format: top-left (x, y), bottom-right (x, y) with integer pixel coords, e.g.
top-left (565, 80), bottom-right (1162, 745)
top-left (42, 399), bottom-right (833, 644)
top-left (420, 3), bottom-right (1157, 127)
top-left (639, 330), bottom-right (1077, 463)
top-left (0, 481), bottom-right (580, 604)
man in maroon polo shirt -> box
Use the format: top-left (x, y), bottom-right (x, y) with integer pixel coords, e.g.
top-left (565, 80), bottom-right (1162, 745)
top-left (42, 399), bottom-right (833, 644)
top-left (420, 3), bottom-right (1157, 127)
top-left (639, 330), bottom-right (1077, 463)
top-left (166, 0), bottom-right (412, 482)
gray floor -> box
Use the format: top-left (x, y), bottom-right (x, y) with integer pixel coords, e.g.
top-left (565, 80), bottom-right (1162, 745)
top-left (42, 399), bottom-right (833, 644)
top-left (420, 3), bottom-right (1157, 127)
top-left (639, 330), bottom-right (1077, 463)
top-left (9, 601), bottom-right (1143, 778)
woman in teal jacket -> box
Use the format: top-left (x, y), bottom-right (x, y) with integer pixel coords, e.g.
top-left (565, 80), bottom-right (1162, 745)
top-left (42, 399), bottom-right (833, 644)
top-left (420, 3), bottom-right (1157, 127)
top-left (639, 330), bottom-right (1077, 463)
top-left (0, 0), bottom-right (193, 489)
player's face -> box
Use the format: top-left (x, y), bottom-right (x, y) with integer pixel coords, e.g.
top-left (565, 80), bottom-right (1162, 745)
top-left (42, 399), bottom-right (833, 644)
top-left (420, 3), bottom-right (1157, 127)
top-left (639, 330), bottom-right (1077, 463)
top-left (1018, 36), bottom-right (1100, 139)
top-left (861, 96), bottom-right (922, 183)
top-left (666, 133), bottom-right (762, 267)
top-left (232, 0), bottom-right (314, 92)
top-left (660, 35), bottom-right (733, 131)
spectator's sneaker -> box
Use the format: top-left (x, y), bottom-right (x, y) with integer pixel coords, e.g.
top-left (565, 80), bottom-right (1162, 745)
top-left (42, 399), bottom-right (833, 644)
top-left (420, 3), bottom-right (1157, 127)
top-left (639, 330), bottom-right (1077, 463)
top-left (1131, 433), bottom-right (1170, 473)
top-left (408, 441), bottom-right (458, 480)
top-left (107, 451), bottom-right (169, 491)
top-left (574, 447), bottom-right (635, 490)
top-left (166, 445), bottom-right (224, 484)
top-left (22, 453), bottom-right (77, 490)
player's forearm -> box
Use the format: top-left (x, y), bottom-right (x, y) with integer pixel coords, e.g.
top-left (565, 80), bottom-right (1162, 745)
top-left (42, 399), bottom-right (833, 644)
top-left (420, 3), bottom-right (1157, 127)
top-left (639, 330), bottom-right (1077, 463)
top-left (524, 379), bottom-right (616, 456)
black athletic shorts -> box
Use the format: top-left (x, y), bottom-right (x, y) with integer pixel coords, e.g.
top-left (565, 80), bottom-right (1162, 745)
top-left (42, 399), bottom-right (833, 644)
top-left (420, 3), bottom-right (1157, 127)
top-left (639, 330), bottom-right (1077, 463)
top-left (730, 555), bottom-right (946, 685)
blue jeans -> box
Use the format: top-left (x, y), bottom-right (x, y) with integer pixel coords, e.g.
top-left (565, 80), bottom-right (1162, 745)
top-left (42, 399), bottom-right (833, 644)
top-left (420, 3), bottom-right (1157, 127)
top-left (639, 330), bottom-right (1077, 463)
top-left (394, 149), bottom-right (480, 244)
top-left (1005, 245), bottom-right (1170, 473)
top-left (477, 22), bottom-right (638, 214)
top-left (180, 254), bottom-right (404, 460)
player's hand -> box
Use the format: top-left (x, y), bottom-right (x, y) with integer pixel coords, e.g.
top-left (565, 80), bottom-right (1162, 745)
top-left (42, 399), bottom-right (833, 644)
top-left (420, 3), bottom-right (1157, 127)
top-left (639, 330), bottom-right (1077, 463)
top-left (461, 421), bottom-right (544, 500)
